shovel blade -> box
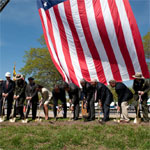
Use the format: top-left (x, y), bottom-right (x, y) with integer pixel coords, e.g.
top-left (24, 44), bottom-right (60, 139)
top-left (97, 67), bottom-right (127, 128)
top-left (9, 118), bottom-right (16, 123)
top-left (0, 117), bottom-right (4, 122)
top-left (134, 118), bottom-right (141, 124)
top-left (22, 119), bottom-right (28, 124)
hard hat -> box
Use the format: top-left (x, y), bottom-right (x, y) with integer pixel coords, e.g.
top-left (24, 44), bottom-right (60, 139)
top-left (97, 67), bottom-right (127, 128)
top-left (5, 72), bottom-right (11, 77)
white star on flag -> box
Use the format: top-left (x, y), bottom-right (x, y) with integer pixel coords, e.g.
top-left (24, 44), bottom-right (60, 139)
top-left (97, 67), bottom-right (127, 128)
top-left (44, 2), bottom-right (47, 7)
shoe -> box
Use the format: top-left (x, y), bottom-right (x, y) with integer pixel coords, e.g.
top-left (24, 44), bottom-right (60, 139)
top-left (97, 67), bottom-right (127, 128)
top-left (73, 118), bottom-right (78, 121)
top-left (102, 118), bottom-right (110, 122)
top-left (120, 119), bottom-right (130, 123)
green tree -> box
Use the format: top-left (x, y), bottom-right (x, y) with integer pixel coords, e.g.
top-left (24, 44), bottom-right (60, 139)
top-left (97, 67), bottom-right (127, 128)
top-left (20, 36), bottom-right (62, 89)
top-left (143, 31), bottom-right (150, 71)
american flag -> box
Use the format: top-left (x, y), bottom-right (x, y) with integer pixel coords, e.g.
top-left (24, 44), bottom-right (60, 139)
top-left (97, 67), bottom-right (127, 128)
top-left (37, 0), bottom-right (149, 86)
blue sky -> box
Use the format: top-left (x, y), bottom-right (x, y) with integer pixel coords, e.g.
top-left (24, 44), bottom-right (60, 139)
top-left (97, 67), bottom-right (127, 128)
top-left (0, 0), bottom-right (149, 86)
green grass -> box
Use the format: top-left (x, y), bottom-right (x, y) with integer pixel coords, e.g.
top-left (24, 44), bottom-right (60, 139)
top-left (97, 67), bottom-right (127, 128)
top-left (0, 120), bottom-right (150, 150)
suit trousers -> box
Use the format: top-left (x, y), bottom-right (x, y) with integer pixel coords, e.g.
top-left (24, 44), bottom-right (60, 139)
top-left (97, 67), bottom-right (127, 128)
top-left (120, 101), bottom-right (129, 121)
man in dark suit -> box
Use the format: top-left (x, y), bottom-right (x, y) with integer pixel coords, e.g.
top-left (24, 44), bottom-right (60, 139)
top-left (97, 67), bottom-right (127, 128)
top-left (132, 72), bottom-right (150, 122)
top-left (109, 80), bottom-right (133, 122)
top-left (64, 82), bottom-right (80, 120)
top-left (80, 79), bottom-right (95, 121)
top-left (0, 79), bottom-right (3, 116)
top-left (13, 74), bottom-right (27, 120)
top-left (91, 79), bottom-right (113, 122)
top-left (52, 84), bottom-right (67, 119)
top-left (25, 77), bottom-right (38, 120)
top-left (2, 72), bottom-right (15, 120)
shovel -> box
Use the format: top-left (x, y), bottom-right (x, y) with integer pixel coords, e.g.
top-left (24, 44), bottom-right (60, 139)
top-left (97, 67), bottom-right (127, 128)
top-left (114, 108), bottom-right (120, 123)
top-left (9, 99), bottom-right (17, 123)
top-left (35, 104), bottom-right (42, 122)
top-left (134, 95), bottom-right (141, 124)
top-left (0, 97), bottom-right (6, 123)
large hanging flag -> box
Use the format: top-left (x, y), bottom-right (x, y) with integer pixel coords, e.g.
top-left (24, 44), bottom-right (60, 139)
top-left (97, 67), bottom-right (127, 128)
top-left (37, 0), bottom-right (149, 86)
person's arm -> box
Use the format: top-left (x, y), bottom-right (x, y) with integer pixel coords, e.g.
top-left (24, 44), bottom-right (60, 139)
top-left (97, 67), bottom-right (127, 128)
top-left (143, 80), bottom-right (150, 94)
top-left (31, 84), bottom-right (38, 98)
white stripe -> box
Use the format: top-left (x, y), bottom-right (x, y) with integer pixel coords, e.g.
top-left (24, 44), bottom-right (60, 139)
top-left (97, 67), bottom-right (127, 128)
top-left (115, 0), bottom-right (142, 73)
top-left (70, 0), bottom-right (98, 81)
top-left (58, 3), bottom-right (83, 85)
top-left (84, 0), bottom-right (114, 83)
top-left (41, 9), bottom-right (69, 83)
top-left (100, 0), bottom-right (129, 81)
top-left (48, 8), bottom-right (71, 82)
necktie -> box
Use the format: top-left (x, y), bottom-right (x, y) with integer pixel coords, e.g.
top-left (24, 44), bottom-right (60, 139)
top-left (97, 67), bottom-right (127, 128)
top-left (94, 89), bottom-right (97, 101)
top-left (6, 81), bottom-right (9, 89)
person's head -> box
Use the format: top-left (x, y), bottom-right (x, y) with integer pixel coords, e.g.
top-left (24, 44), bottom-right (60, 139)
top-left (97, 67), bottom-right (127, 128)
top-left (5, 72), bottom-right (11, 81)
top-left (53, 84), bottom-right (60, 93)
top-left (63, 82), bottom-right (70, 91)
top-left (15, 74), bottom-right (23, 84)
top-left (80, 79), bottom-right (86, 87)
top-left (132, 72), bottom-right (144, 82)
top-left (109, 80), bottom-right (116, 88)
top-left (37, 85), bottom-right (43, 92)
top-left (90, 79), bottom-right (97, 87)
top-left (0, 79), bottom-right (3, 85)
top-left (28, 77), bottom-right (34, 84)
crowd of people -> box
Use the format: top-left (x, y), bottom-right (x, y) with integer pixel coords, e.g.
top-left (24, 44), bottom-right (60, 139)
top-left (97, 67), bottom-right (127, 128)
top-left (0, 72), bottom-right (149, 123)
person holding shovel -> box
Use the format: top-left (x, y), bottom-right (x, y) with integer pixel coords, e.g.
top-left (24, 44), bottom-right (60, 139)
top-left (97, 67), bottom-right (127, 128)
top-left (109, 80), bottom-right (133, 123)
top-left (132, 72), bottom-right (150, 123)
top-left (2, 72), bottom-right (15, 120)
top-left (37, 85), bottom-right (52, 120)
top-left (12, 74), bottom-right (26, 121)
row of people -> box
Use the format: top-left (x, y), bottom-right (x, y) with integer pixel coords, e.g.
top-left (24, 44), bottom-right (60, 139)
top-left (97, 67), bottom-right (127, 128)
top-left (0, 72), bottom-right (149, 123)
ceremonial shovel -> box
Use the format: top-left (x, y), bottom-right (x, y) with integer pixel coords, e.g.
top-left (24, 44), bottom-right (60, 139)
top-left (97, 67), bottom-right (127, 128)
top-left (0, 97), bottom-right (6, 122)
top-left (134, 95), bottom-right (141, 124)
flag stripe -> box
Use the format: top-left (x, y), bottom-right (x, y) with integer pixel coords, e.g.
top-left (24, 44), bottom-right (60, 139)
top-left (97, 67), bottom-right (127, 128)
top-left (84, 0), bottom-right (114, 83)
top-left (47, 8), bottom-right (71, 82)
top-left (77, 0), bottom-right (107, 84)
top-left (39, 9), bottom-right (68, 82)
top-left (69, 0), bottom-right (99, 81)
top-left (58, 3), bottom-right (83, 84)
top-left (92, 0), bottom-right (122, 82)
top-left (115, 0), bottom-right (141, 75)
top-left (64, 1), bottom-right (91, 82)
top-left (123, 0), bottom-right (149, 78)
top-left (100, 0), bottom-right (130, 81)
top-left (108, 0), bottom-right (135, 79)
top-left (53, 5), bottom-right (79, 86)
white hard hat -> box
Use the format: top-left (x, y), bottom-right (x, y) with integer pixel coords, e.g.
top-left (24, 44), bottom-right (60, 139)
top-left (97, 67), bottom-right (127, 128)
top-left (5, 72), bottom-right (11, 77)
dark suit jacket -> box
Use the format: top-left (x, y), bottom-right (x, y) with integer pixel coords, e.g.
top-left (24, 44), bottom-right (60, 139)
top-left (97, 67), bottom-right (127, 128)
top-left (81, 81), bottom-right (93, 102)
top-left (96, 82), bottom-right (113, 105)
top-left (68, 83), bottom-right (81, 104)
top-left (2, 80), bottom-right (15, 100)
top-left (14, 80), bottom-right (27, 106)
top-left (52, 86), bottom-right (66, 101)
top-left (25, 83), bottom-right (38, 102)
top-left (0, 82), bottom-right (3, 99)
top-left (115, 82), bottom-right (133, 106)
top-left (133, 79), bottom-right (150, 101)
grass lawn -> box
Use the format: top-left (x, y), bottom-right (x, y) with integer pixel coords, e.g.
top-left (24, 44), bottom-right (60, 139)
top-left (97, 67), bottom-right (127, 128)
top-left (0, 119), bottom-right (149, 150)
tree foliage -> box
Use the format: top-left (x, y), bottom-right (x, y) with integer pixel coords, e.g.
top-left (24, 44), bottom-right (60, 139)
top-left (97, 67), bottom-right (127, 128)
top-left (20, 36), bottom-right (62, 89)
top-left (143, 31), bottom-right (150, 59)
top-left (143, 31), bottom-right (150, 71)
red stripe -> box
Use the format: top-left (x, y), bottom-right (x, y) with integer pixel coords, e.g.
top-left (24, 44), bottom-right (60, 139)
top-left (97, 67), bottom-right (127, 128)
top-left (93, 0), bottom-right (122, 81)
top-left (38, 9), bottom-right (67, 82)
top-left (107, 0), bottom-right (135, 79)
top-left (77, 0), bottom-right (107, 84)
top-left (64, 1), bottom-right (91, 82)
top-left (123, 0), bottom-right (150, 78)
top-left (45, 10), bottom-right (70, 82)
top-left (53, 5), bottom-right (79, 86)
